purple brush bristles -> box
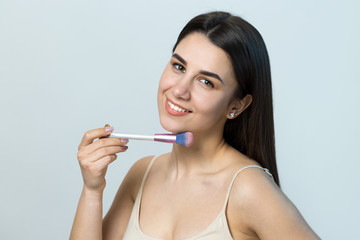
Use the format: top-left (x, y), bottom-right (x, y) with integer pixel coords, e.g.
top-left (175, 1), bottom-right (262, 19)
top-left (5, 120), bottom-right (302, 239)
top-left (175, 132), bottom-right (194, 147)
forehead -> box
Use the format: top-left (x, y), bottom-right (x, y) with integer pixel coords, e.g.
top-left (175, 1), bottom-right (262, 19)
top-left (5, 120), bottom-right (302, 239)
top-left (173, 33), bottom-right (235, 81)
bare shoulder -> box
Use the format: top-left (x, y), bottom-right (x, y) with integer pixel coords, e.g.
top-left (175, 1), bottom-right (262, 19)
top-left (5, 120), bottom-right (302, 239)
top-left (102, 155), bottom-right (158, 239)
top-left (114, 153), bottom-right (169, 201)
top-left (227, 166), bottom-right (320, 240)
top-left (124, 155), bottom-right (155, 200)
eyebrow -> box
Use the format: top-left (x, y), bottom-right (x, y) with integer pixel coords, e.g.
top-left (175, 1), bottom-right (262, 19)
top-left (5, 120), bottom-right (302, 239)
top-left (172, 53), bottom-right (187, 65)
top-left (172, 53), bottom-right (224, 84)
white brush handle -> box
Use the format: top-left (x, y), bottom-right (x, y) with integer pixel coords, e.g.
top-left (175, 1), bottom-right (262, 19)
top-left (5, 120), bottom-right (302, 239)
top-left (109, 133), bottom-right (154, 141)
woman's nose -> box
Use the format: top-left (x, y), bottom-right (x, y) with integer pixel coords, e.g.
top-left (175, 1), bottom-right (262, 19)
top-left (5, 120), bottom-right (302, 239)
top-left (172, 77), bottom-right (191, 100)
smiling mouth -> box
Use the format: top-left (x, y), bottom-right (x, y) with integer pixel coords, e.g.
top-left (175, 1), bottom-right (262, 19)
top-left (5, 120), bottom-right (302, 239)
top-left (167, 101), bottom-right (191, 113)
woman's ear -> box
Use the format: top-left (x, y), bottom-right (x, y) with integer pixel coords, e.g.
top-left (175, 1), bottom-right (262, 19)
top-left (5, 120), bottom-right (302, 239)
top-left (227, 94), bottom-right (252, 119)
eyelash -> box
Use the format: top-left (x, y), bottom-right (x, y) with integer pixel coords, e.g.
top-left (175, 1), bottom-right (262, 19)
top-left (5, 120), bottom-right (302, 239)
top-left (199, 78), bottom-right (214, 88)
top-left (173, 63), bottom-right (186, 73)
top-left (172, 62), bottom-right (215, 88)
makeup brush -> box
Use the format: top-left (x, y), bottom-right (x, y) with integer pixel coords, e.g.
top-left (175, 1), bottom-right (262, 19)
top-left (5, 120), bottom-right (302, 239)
top-left (109, 132), bottom-right (193, 147)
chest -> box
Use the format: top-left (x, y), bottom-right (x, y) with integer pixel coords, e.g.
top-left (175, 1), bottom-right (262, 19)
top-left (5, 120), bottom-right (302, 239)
top-left (139, 175), bottom-right (229, 239)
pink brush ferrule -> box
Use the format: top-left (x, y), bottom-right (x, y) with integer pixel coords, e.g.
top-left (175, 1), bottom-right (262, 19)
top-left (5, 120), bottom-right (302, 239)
top-left (154, 134), bottom-right (177, 143)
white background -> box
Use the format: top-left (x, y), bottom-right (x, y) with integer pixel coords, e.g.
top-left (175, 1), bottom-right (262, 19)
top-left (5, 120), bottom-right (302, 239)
top-left (0, 0), bottom-right (359, 239)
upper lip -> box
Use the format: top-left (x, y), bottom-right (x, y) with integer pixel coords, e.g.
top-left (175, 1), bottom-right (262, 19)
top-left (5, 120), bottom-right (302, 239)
top-left (166, 98), bottom-right (192, 112)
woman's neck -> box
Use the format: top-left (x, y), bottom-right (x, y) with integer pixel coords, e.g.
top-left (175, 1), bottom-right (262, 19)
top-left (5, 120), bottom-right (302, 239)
top-left (169, 130), bottom-right (230, 177)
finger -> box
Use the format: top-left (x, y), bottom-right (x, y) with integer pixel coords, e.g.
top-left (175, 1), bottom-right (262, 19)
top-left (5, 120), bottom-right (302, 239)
top-left (93, 154), bottom-right (118, 170)
top-left (87, 146), bottom-right (128, 162)
top-left (78, 126), bottom-right (114, 149)
top-left (99, 124), bottom-right (111, 139)
top-left (86, 137), bottom-right (129, 154)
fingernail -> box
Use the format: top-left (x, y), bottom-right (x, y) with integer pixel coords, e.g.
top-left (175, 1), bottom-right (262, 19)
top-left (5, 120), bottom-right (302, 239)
top-left (121, 138), bottom-right (129, 143)
top-left (105, 126), bottom-right (114, 133)
top-left (121, 146), bottom-right (128, 150)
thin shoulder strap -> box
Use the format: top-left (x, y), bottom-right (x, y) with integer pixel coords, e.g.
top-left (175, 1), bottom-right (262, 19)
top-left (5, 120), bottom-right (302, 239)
top-left (222, 165), bottom-right (273, 209)
top-left (132, 156), bottom-right (160, 226)
top-left (139, 155), bottom-right (159, 190)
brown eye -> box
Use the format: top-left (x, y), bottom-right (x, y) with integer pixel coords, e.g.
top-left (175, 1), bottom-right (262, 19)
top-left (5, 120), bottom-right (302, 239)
top-left (173, 63), bottom-right (186, 73)
top-left (200, 78), bottom-right (214, 88)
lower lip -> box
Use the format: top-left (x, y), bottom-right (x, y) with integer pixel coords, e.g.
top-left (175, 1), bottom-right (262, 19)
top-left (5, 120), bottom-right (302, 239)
top-left (165, 101), bottom-right (190, 116)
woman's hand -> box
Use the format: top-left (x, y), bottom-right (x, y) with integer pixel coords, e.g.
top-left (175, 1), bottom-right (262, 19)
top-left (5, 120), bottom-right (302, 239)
top-left (77, 125), bottom-right (128, 193)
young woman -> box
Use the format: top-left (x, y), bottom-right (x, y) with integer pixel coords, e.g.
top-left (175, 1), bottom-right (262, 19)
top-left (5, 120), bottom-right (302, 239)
top-left (70, 11), bottom-right (320, 240)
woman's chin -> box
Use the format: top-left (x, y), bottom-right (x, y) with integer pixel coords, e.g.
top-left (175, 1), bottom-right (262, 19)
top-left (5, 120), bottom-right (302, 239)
top-left (163, 127), bottom-right (188, 134)
top-left (160, 122), bottom-right (189, 134)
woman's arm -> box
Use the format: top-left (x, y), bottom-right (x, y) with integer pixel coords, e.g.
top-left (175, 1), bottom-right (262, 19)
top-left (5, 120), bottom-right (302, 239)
top-left (70, 126), bottom-right (128, 240)
top-left (70, 187), bottom-right (104, 240)
top-left (228, 168), bottom-right (320, 240)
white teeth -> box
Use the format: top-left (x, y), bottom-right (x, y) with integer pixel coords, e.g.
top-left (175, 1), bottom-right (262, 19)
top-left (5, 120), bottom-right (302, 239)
top-left (168, 101), bottom-right (188, 113)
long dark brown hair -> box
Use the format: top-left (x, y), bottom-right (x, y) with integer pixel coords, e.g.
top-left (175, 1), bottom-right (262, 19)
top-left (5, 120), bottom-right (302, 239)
top-left (172, 11), bottom-right (280, 186)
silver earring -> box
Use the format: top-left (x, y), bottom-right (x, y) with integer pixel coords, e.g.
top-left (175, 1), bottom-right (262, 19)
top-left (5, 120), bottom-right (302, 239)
top-left (229, 112), bottom-right (235, 118)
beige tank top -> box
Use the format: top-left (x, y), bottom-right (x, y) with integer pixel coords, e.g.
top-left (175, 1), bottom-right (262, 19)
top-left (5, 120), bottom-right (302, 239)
top-left (122, 156), bottom-right (273, 240)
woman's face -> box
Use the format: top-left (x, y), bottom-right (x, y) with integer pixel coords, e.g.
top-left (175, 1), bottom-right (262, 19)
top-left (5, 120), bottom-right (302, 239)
top-left (157, 32), bottom-right (238, 135)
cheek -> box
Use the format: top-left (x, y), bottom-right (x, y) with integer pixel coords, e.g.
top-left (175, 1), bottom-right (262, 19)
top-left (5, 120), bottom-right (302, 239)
top-left (195, 94), bottom-right (231, 119)
top-left (157, 67), bottom-right (174, 108)
top-left (158, 65), bottom-right (174, 90)
top-left (157, 69), bottom-right (168, 98)
top-left (202, 85), bottom-right (237, 117)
